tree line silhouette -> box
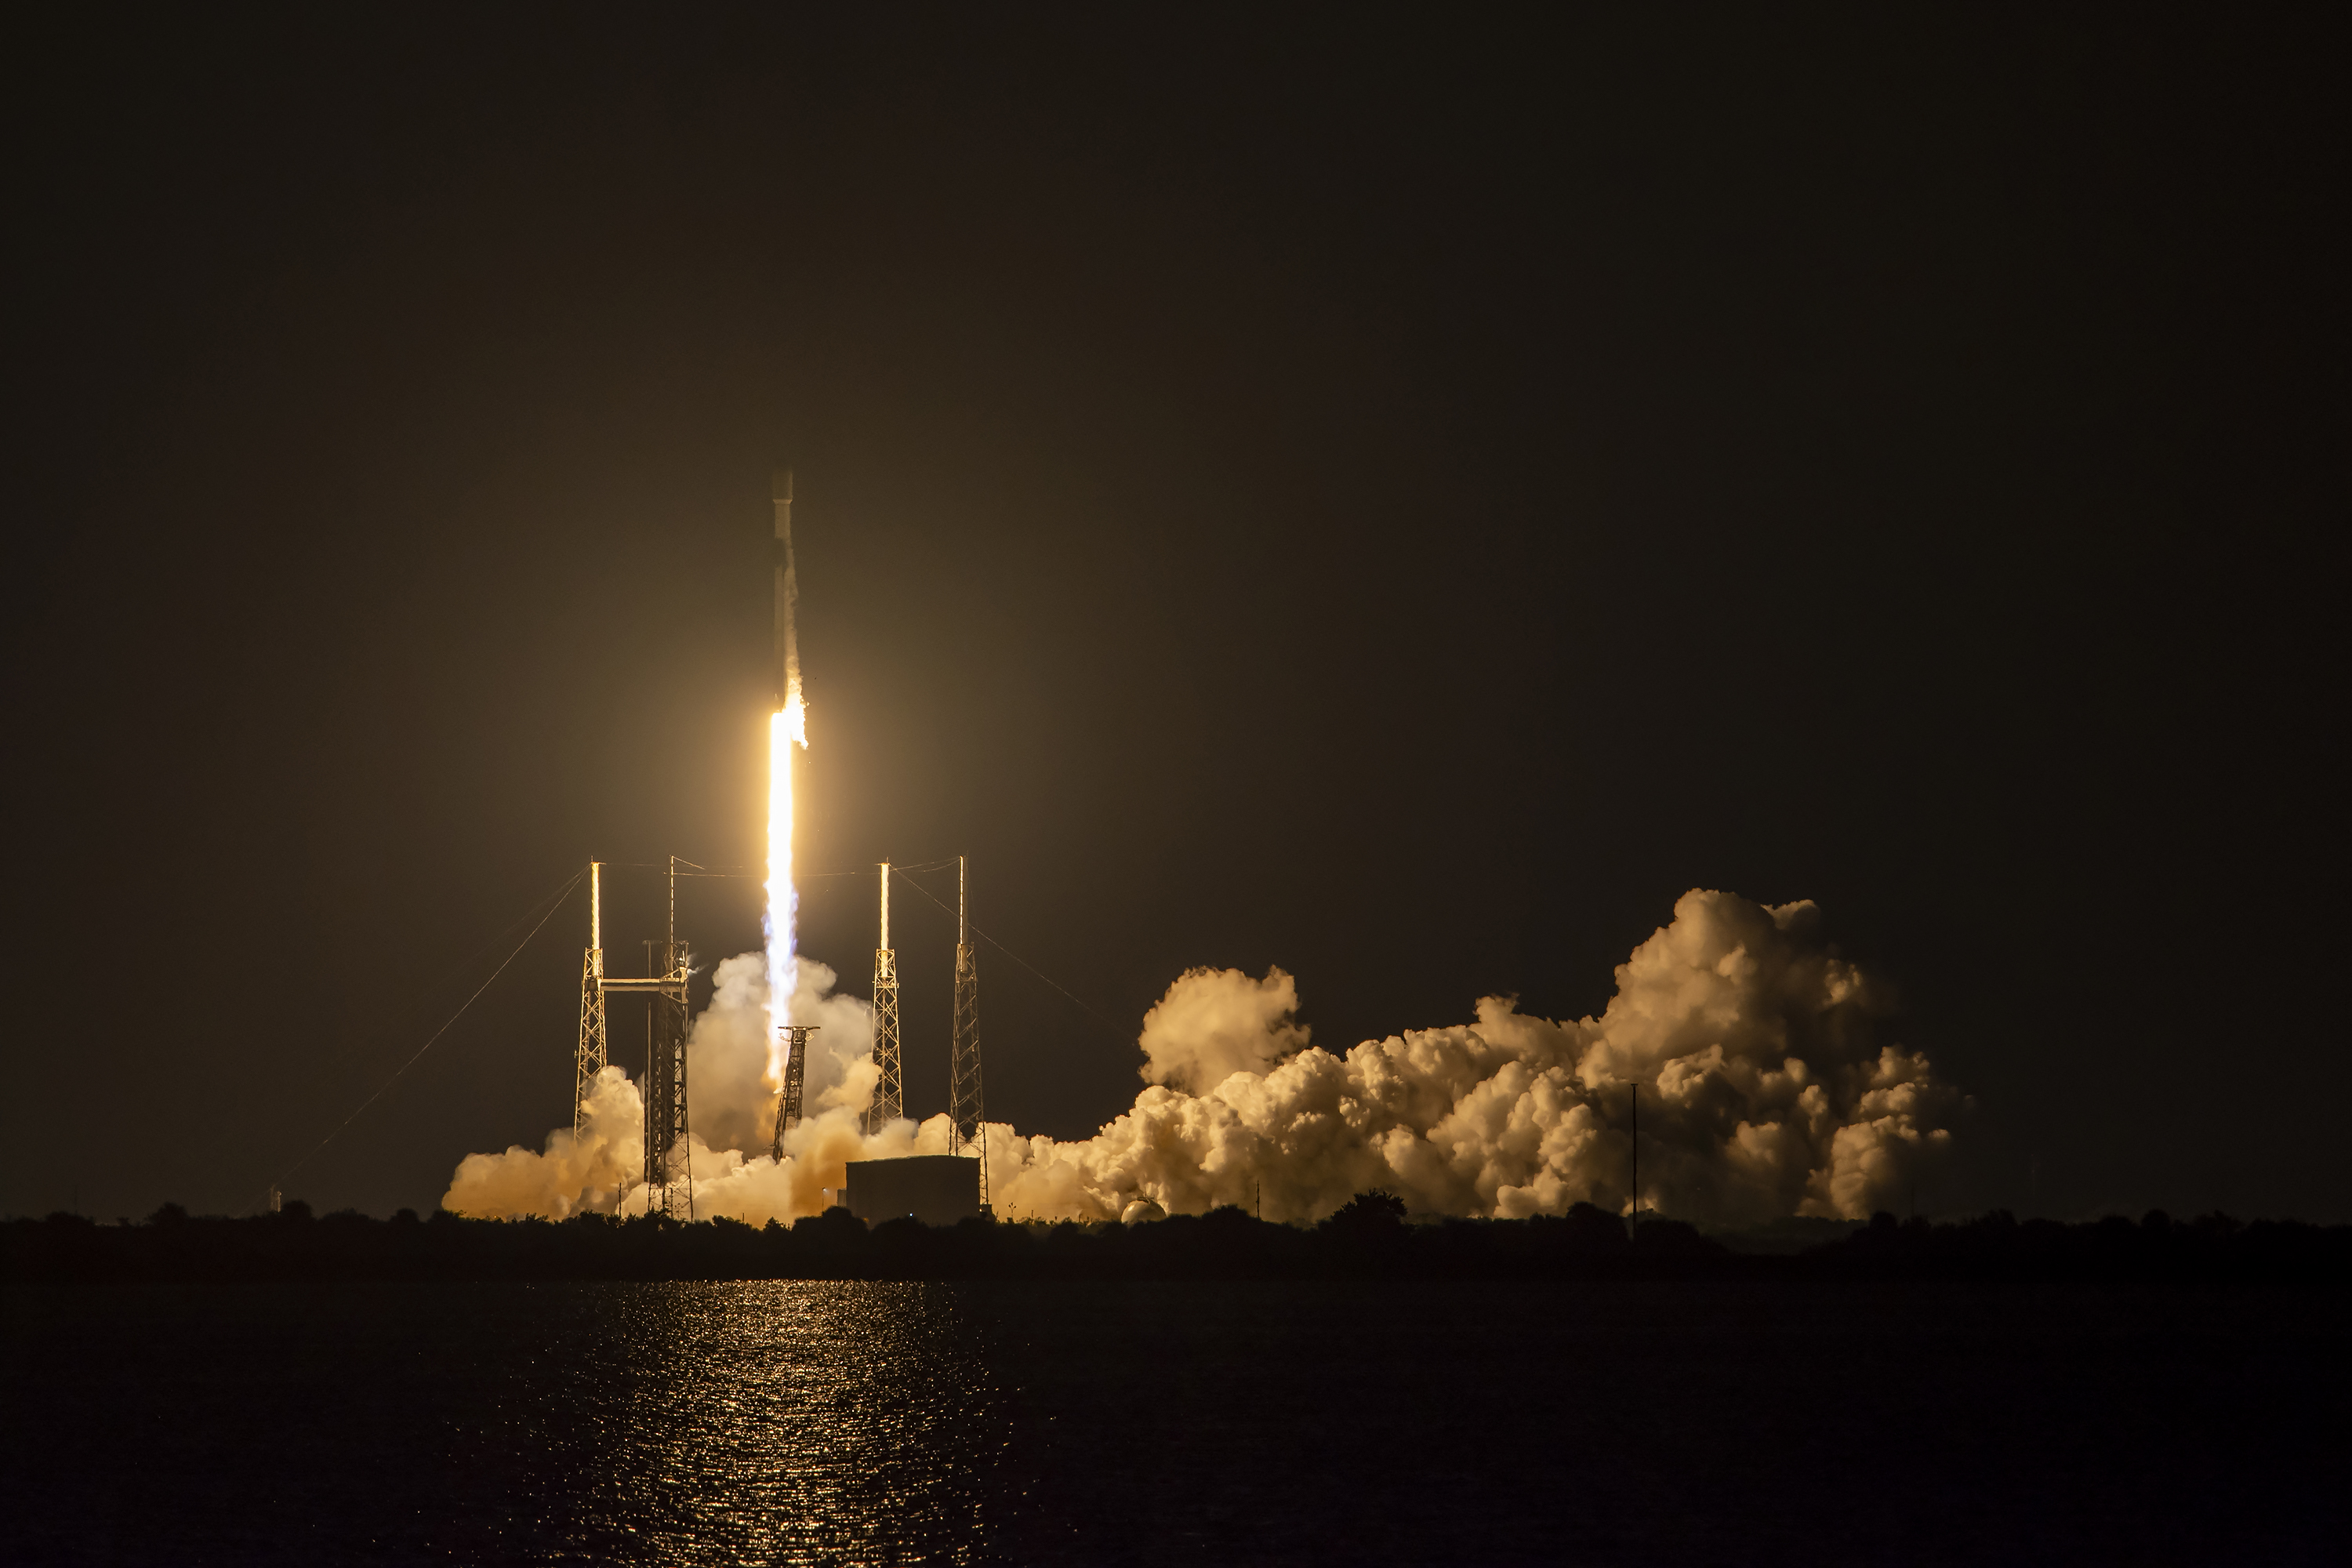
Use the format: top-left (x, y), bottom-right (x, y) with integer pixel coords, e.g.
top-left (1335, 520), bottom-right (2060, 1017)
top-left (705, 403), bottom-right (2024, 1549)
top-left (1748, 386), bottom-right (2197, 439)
top-left (6, 1196), bottom-right (2345, 1284)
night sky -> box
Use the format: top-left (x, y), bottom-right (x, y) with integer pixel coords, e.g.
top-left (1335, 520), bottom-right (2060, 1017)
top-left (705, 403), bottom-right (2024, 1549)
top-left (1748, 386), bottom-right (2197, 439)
top-left (6, 9), bottom-right (2343, 1223)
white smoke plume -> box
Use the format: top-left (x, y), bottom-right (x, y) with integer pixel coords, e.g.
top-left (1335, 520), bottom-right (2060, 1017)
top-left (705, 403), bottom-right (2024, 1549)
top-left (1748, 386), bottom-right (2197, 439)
top-left (686, 952), bottom-right (880, 1156)
top-left (442, 1062), bottom-right (643, 1220)
top-left (443, 890), bottom-right (1965, 1227)
top-left (441, 954), bottom-right (895, 1225)
top-left (1138, 966), bottom-right (1308, 1091)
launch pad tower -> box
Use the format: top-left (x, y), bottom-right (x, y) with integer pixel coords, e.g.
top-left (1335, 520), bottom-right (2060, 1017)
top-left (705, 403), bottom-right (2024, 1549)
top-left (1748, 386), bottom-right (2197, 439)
top-left (947, 854), bottom-right (989, 1211)
top-left (770, 1025), bottom-right (819, 1159)
top-left (577, 856), bottom-right (695, 1218)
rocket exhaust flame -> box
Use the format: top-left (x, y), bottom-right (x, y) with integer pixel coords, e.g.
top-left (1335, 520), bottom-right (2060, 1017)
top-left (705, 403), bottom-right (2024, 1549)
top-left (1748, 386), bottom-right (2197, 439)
top-left (768, 469), bottom-right (807, 1087)
top-left (766, 703), bottom-right (804, 1063)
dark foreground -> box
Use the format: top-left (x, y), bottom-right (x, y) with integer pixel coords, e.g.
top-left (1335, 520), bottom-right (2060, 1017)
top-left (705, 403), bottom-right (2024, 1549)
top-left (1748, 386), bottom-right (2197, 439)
top-left (8, 1203), bottom-right (2350, 1284)
top-left (2, 1276), bottom-right (2343, 1565)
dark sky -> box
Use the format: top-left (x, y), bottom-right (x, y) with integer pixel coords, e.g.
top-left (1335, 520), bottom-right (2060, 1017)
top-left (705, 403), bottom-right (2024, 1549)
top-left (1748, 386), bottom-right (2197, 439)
top-left (5, 9), bottom-right (2343, 1222)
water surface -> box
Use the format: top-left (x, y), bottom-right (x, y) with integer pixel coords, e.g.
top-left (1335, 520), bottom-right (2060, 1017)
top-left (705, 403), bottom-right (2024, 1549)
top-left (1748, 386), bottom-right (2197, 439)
top-left (4, 1279), bottom-right (2340, 1563)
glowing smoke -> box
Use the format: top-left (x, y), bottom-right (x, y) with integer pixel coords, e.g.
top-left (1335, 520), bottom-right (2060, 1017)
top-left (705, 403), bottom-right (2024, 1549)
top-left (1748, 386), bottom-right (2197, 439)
top-left (688, 952), bottom-right (880, 1157)
top-left (442, 889), bottom-right (1965, 1226)
top-left (442, 1062), bottom-right (644, 1220)
top-left (1138, 966), bottom-right (1308, 1091)
top-left (442, 953), bottom-right (898, 1226)
top-left (987, 891), bottom-right (1964, 1225)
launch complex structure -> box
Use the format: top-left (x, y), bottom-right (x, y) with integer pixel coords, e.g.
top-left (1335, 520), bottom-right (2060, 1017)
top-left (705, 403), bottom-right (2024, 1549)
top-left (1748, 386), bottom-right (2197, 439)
top-left (760, 849), bottom-right (984, 1205)
top-left (571, 858), bottom-right (695, 1218)
top-left (564, 467), bottom-right (987, 1220)
top-left (568, 854), bottom-right (984, 1219)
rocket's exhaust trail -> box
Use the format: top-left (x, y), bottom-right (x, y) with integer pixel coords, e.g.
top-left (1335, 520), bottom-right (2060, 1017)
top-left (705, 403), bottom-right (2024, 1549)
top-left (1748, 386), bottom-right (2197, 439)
top-left (768, 469), bottom-right (807, 1087)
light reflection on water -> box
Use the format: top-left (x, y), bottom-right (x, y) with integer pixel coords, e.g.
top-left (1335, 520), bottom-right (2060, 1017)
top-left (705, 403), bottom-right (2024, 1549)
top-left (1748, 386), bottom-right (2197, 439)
top-left (4, 1279), bottom-right (1022, 1566)
top-left (514, 1282), bottom-right (1011, 1564)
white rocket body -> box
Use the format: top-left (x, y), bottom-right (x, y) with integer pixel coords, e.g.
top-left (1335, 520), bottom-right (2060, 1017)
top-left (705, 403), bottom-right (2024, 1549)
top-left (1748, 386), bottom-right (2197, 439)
top-left (773, 467), bottom-right (798, 713)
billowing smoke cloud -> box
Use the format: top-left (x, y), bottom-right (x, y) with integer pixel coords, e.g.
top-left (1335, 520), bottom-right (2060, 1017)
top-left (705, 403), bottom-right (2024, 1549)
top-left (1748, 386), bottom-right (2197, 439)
top-left (443, 1061), bottom-right (643, 1220)
top-left (686, 952), bottom-right (879, 1156)
top-left (442, 954), bottom-right (891, 1225)
top-left (443, 890), bottom-right (1965, 1227)
top-left (1138, 965), bottom-right (1309, 1092)
top-left (989, 891), bottom-right (1964, 1224)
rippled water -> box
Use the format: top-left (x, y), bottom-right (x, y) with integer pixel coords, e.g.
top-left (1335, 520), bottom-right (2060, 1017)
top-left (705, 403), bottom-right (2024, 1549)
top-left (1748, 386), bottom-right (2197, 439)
top-left (4, 1279), bottom-right (2344, 1563)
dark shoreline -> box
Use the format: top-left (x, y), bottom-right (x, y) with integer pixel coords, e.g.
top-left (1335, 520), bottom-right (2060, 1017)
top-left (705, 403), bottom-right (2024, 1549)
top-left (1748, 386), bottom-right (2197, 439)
top-left (8, 1203), bottom-right (2346, 1286)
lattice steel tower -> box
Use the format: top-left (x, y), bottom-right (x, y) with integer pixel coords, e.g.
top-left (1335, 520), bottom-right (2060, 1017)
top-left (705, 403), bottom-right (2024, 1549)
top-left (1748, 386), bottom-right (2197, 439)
top-left (573, 861), bottom-right (609, 1136)
top-left (946, 854), bottom-right (989, 1211)
top-left (644, 938), bottom-right (691, 1218)
top-left (866, 861), bottom-right (903, 1133)
top-left (770, 1025), bottom-right (821, 1159)
top-left (648, 858), bottom-right (695, 1218)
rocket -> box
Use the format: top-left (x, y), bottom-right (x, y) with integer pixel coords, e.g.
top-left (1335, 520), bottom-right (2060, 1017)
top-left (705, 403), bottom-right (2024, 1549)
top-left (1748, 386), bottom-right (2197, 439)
top-left (772, 467), bottom-right (799, 714)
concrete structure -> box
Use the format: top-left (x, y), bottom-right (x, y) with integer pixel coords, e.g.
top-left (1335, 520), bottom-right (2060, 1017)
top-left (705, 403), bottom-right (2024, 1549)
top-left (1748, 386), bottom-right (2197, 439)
top-left (844, 1155), bottom-right (982, 1227)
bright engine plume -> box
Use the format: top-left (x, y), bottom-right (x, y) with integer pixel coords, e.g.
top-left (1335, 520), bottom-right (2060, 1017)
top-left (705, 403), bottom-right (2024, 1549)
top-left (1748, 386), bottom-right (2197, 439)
top-left (767, 469), bottom-right (807, 1085)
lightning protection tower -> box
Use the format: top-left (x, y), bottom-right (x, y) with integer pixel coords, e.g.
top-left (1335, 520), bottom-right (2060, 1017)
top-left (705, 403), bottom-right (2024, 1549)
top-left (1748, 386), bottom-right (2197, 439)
top-left (866, 861), bottom-right (903, 1134)
top-left (592, 857), bottom-right (695, 1218)
top-left (946, 854), bottom-right (989, 1211)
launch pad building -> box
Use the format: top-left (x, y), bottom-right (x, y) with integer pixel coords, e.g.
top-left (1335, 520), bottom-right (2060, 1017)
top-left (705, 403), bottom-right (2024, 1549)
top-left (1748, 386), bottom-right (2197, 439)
top-left (844, 1156), bottom-right (982, 1227)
